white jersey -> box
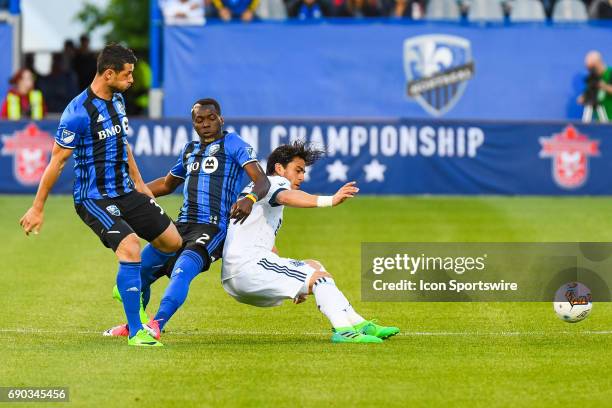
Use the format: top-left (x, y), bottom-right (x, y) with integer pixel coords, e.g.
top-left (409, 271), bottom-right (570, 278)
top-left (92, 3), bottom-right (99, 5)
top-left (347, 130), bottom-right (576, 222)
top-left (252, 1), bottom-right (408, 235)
top-left (222, 175), bottom-right (290, 280)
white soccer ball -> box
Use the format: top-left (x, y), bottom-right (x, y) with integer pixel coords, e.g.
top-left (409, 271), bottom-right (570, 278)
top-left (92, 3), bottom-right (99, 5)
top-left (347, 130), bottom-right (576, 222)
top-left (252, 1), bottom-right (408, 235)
top-left (553, 282), bottom-right (592, 323)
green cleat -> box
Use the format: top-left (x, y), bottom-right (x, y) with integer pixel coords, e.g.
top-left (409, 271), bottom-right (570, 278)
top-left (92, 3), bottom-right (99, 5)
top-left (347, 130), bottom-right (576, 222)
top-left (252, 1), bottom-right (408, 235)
top-left (331, 327), bottom-right (383, 343)
top-left (354, 320), bottom-right (400, 340)
top-left (112, 284), bottom-right (122, 302)
top-left (127, 328), bottom-right (164, 347)
top-left (112, 285), bottom-right (149, 324)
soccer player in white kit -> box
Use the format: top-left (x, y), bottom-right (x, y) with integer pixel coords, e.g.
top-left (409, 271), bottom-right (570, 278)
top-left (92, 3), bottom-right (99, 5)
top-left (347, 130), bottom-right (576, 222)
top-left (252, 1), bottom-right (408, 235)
top-left (222, 141), bottom-right (399, 343)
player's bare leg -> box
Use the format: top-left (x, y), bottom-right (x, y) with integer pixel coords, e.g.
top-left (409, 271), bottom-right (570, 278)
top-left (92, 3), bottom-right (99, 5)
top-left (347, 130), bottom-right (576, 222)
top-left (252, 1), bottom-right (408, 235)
top-left (150, 223), bottom-right (182, 253)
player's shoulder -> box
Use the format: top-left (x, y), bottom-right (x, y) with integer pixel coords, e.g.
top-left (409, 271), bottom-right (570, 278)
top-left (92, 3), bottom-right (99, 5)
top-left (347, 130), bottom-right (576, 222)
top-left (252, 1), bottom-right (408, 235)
top-left (181, 140), bottom-right (199, 154)
top-left (113, 92), bottom-right (125, 102)
top-left (223, 131), bottom-right (251, 147)
top-left (60, 89), bottom-right (90, 125)
top-left (268, 175), bottom-right (291, 189)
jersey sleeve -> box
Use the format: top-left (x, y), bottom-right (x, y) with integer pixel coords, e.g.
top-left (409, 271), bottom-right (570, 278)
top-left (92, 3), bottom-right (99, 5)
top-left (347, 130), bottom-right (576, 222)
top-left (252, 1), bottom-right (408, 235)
top-left (265, 176), bottom-right (290, 207)
top-left (227, 133), bottom-right (258, 167)
top-left (169, 144), bottom-right (188, 179)
top-left (55, 103), bottom-right (85, 149)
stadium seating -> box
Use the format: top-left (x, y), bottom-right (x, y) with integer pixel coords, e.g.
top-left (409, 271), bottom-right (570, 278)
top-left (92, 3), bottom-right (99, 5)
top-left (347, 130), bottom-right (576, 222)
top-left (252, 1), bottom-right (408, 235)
top-left (552, 0), bottom-right (589, 22)
top-left (425, 0), bottom-right (461, 20)
top-left (467, 0), bottom-right (505, 21)
top-left (510, 0), bottom-right (547, 21)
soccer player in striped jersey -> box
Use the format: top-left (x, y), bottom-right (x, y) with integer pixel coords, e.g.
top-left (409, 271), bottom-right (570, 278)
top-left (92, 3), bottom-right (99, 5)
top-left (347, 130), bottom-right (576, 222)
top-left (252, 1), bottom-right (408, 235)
top-left (221, 141), bottom-right (399, 343)
top-left (105, 98), bottom-right (270, 340)
top-left (19, 44), bottom-right (183, 347)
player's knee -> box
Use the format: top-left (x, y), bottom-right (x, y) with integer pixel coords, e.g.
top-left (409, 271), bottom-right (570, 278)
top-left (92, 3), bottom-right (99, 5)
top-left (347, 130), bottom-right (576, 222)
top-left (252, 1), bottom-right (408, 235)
top-left (184, 242), bottom-right (210, 270)
top-left (152, 224), bottom-right (183, 253)
top-left (307, 271), bottom-right (333, 294)
top-left (116, 234), bottom-right (141, 262)
top-left (305, 259), bottom-right (326, 272)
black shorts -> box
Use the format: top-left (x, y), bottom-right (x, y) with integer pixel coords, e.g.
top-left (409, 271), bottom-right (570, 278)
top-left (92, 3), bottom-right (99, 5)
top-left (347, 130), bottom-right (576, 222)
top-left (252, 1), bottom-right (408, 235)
top-left (155, 222), bottom-right (225, 279)
top-left (75, 190), bottom-right (173, 251)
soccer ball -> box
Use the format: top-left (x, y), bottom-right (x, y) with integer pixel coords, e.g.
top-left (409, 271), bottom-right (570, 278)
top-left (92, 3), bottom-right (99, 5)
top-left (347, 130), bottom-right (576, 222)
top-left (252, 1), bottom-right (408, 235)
top-left (553, 282), bottom-right (592, 323)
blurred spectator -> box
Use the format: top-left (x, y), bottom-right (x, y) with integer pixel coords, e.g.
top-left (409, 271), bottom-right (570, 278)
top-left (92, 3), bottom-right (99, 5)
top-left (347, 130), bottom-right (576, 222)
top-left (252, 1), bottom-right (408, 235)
top-left (288, 0), bottom-right (331, 18)
top-left (23, 53), bottom-right (43, 90)
top-left (589, 0), bottom-right (612, 18)
top-left (577, 51), bottom-right (612, 120)
top-left (62, 40), bottom-right (77, 73)
top-left (391, 0), bottom-right (424, 18)
top-left (160, 0), bottom-right (206, 24)
top-left (347, 0), bottom-right (384, 17)
top-left (37, 53), bottom-right (78, 113)
top-left (1, 69), bottom-right (46, 120)
top-left (328, 0), bottom-right (352, 16)
top-left (211, 0), bottom-right (259, 21)
top-left (539, 0), bottom-right (556, 17)
top-left (72, 35), bottom-right (98, 91)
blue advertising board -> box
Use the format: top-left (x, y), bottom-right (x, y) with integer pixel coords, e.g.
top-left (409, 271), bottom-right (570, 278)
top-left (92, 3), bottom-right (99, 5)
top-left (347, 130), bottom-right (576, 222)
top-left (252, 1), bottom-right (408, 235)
top-left (1, 118), bottom-right (610, 196)
top-left (163, 22), bottom-right (612, 120)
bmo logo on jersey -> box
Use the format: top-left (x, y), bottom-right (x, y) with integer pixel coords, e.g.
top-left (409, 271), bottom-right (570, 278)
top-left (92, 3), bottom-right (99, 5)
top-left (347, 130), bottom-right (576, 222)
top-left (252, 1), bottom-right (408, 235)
top-left (97, 117), bottom-right (129, 140)
top-left (187, 156), bottom-right (219, 174)
top-left (202, 156), bottom-right (218, 174)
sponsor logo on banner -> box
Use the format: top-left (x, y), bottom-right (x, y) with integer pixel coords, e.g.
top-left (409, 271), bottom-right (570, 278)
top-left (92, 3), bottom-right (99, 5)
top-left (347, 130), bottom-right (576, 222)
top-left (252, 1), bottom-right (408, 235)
top-left (539, 125), bottom-right (600, 189)
top-left (404, 35), bottom-right (475, 117)
top-left (1, 123), bottom-right (54, 186)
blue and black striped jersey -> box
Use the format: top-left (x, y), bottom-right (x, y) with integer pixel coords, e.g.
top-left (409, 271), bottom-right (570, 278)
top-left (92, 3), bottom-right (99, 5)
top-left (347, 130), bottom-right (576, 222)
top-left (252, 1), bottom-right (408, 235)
top-left (170, 131), bottom-right (257, 227)
top-left (55, 87), bottom-right (133, 204)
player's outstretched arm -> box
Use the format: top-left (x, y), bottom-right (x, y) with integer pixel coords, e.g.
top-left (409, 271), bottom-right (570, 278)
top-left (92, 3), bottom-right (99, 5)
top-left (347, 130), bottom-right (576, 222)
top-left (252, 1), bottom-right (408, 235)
top-left (230, 162), bottom-right (271, 224)
top-left (19, 143), bottom-right (73, 235)
top-left (275, 182), bottom-right (359, 208)
top-left (126, 144), bottom-right (154, 198)
top-left (147, 172), bottom-right (184, 198)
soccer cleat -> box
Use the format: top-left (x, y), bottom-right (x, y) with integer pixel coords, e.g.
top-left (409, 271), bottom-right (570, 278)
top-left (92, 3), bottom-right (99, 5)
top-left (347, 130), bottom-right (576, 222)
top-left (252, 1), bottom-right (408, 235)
top-left (331, 327), bottom-right (383, 343)
top-left (143, 319), bottom-right (161, 340)
top-left (127, 328), bottom-right (164, 347)
top-left (102, 323), bottom-right (129, 337)
top-left (112, 285), bottom-right (149, 324)
top-left (354, 320), bottom-right (400, 340)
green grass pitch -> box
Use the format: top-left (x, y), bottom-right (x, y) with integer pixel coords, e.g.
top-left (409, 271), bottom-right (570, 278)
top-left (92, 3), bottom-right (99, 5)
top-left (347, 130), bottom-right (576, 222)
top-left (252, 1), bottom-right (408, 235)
top-left (1, 194), bottom-right (611, 407)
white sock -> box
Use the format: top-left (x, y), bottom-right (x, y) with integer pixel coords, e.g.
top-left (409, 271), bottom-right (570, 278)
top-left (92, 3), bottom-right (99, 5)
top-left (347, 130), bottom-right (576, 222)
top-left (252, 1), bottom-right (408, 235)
top-left (343, 304), bottom-right (366, 326)
top-left (312, 277), bottom-right (353, 329)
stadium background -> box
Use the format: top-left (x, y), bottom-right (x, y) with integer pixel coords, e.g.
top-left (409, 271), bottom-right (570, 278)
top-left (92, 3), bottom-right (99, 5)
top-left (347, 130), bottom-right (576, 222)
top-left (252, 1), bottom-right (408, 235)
top-left (1, 1), bottom-right (611, 407)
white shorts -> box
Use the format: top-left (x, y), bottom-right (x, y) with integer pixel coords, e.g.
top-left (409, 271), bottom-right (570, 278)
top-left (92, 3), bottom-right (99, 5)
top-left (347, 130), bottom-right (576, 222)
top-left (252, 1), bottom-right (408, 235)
top-left (222, 252), bottom-right (317, 307)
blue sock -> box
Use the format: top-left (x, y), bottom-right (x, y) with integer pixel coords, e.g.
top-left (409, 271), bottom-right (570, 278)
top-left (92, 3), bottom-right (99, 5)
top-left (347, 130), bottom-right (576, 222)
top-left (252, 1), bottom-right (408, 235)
top-left (140, 244), bottom-right (175, 309)
top-left (154, 250), bottom-right (204, 330)
top-left (116, 261), bottom-right (143, 338)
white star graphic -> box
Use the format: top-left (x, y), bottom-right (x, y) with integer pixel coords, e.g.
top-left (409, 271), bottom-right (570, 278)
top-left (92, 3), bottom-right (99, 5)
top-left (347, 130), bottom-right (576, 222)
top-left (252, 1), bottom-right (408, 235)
top-left (363, 159), bottom-right (386, 182)
top-left (303, 165), bottom-right (312, 182)
top-left (326, 159), bottom-right (349, 182)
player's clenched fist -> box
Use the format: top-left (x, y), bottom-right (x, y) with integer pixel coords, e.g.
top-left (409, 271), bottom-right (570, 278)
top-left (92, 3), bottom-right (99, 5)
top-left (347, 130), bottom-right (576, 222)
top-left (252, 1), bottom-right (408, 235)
top-left (230, 196), bottom-right (254, 224)
top-left (332, 181), bottom-right (359, 206)
top-left (20, 207), bottom-right (44, 236)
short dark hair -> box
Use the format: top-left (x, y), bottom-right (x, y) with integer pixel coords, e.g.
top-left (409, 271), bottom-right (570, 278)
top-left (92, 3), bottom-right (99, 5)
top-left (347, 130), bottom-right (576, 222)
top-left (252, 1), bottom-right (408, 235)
top-left (96, 43), bottom-right (137, 74)
top-left (266, 140), bottom-right (325, 176)
top-left (192, 98), bottom-right (221, 115)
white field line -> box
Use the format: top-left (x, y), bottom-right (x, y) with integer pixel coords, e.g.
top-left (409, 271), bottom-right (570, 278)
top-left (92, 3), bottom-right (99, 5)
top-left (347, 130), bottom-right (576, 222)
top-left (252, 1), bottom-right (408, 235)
top-left (0, 328), bottom-right (611, 336)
